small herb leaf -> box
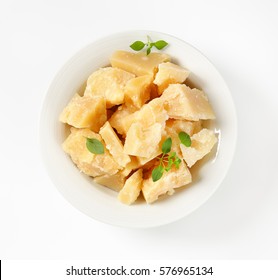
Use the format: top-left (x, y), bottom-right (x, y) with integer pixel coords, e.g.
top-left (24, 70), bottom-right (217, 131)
top-left (179, 132), bottom-right (192, 147)
top-left (174, 157), bottom-right (182, 168)
top-left (169, 151), bottom-right (176, 159)
top-left (162, 137), bottom-right (172, 154)
top-left (130, 37), bottom-right (169, 55)
top-left (165, 158), bottom-right (173, 172)
top-left (152, 165), bottom-right (164, 182)
top-left (86, 138), bottom-right (104, 154)
top-left (154, 40), bottom-right (168, 50)
top-left (130, 41), bottom-right (145, 51)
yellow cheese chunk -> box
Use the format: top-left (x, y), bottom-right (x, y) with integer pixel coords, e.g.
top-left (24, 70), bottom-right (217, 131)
top-left (120, 155), bottom-right (160, 177)
top-left (142, 97), bottom-right (168, 127)
top-left (166, 119), bottom-right (202, 137)
top-left (124, 75), bottom-right (153, 108)
top-left (136, 150), bottom-right (162, 166)
top-left (110, 51), bottom-right (171, 77)
top-left (84, 67), bottom-right (135, 108)
top-left (59, 94), bottom-right (106, 132)
top-left (62, 128), bottom-right (120, 177)
top-left (154, 62), bottom-right (190, 94)
top-left (128, 98), bottom-right (168, 132)
top-left (109, 105), bottom-right (138, 136)
top-left (136, 131), bottom-right (166, 166)
top-left (118, 169), bottom-right (143, 205)
top-left (99, 121), bottom-right (131, 167)
top-left (165, 119), bottom-right (203, 157)
top-left (161, 84), bottom-right (216, 121)
top-left (124, 122), bottom-right (162, 158)
top-left (121, 156), bottom-right (140, 177)
top-left (142, 161), bottom-right (192, 203)
top-left (111, 97), bottom-right (168, 137)
top-left (94, 172), bottom-right (126, 192)
top-left (180, 128), bottom-right (217, 167)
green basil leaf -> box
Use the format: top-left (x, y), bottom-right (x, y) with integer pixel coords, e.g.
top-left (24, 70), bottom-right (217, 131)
top-left (152, 165), bottom-right (164, 182)
top-left (130, 41), bottom-right (145, 51)
top-left (86, 138), bottom-right (104, 154)
top-left (146, 46), bottom-right (152, 55)
top-left (162, 137), bottom-right (172, 154)
top-left (154, 40), bottom-right (168, 50)
top-left (178, 131), bottom-right (192, 147)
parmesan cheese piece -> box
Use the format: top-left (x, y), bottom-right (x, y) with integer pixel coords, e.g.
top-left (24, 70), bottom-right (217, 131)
top-left (59, 94), bottom-right (106, 132)
top-left (161, 84), bottom-right (215, 121)
top-left (136, 150), bottom-right (162, 166)
top-left (136, 131), bottom-right (166, 166)
top-left (180, 128), bottom-right (217, 167)
top-left (165, 119), bottom-right (202, 157)
top-left (124, 122), bottom-right (162, 158)
top-left (62, 128), bottom-right (120, 177)
top-left (143, 97), bottom-right (168, 128)
top-left (118, 169), bottom-right (143, 205)
top-left (109, 105), bottom-right (138, 136)
top-left (166, 119), bottom-right (202, 137)
top-left (121, 156), bottom-right (140, 177)
top-left (154, 62), bottom-right (190, 94)
top-left (142, 161), bottom-right (192, 203)
top-left (84, 67), bottom-right (135, 108)
top-left (99, 121), bottom-right (131, 167)
top-left (124, 75), bottom-right (153, 108)
top-left (111, 97), bottom-right (168, 136)
top-left (94, 172), bottom-right (126, 192)
top-left (110, 51), bottom-right (171, 77)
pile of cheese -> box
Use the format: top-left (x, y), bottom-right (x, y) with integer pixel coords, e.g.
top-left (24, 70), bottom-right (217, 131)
top-left (60, 50), bottom-right (217, 204)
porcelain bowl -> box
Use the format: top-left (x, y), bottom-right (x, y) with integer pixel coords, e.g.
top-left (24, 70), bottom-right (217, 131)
top-left (40, 30), bottom-right (237, 228)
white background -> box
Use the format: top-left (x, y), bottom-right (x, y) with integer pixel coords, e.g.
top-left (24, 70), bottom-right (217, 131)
top-left (0, 0), bottom-right (278, 259)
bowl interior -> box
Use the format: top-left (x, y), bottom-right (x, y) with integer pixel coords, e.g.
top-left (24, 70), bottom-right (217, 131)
top-left (40, 31), bottom-right (237, 228)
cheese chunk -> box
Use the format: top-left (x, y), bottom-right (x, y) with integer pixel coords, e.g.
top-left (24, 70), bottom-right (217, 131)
top-left (99, 121), bottom-right (131, 167)
top-left (110, 97), bottom-right (168, 137)
top-left (131, 98), bottom-right (168, 131)
top-left (165, 119), bottom-right (202, 157)
top-left (161, 84), bottom-right (215, 121)
top-left (119, 155), bottom-right (159, 177)
top-left (62, 128), bottom-right (120, 177)
top-left (136, 131), bottom-right (167, 166)
top-left (124, 75), bottom-right (152, 108)
top-left (121, 156), bottom-right (140, 177)
top-left (124, 122), bottom-right (162, 158)
top-left (180, 128), bottom-right (217, 167)
top-left (136, 150), bottom-right (162, 166)
top-left (142, 161), bottom-right (192, 203)
top-left (110, 51), bottom-right (171, 77)
top-left (109, 105), bottom-right (138, 136)
top-left (154, 62), bottom-right (190, 94)
top-left (94, 172), bottom-right (126, 192)
top-left (166, 119), bottom-right (202, 137)
top-left (84, 67), bottom-right (135, 108)
top-left (118, 169), bottom-right (143, 205)
top-left (59, 94), bottom-right (106, 132)
top-left (142, 98), bottom-right (168, 127)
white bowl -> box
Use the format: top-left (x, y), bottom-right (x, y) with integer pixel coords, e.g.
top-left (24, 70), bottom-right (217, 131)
top-left (40, 30), bottom-right (237, 228)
